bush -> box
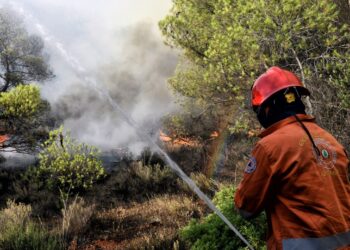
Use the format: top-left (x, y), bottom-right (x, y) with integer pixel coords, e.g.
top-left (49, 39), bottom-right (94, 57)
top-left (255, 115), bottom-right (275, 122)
top-left (0, 84), bottom-right (41, 118)
top-left (113, 161), bottom-right (179, 199)
top-left (0, 84), bottom-right (53, 152)
top-left (36, 127), bottom-right (106, 193)
top-left (178, 172), bottom-right (218, 197)
top-left (4, 168), bottom-right (62, 217)
top-left (180, 186), bottom-right (266, 250)
top-left (0, 200), bottom-right (63, 250)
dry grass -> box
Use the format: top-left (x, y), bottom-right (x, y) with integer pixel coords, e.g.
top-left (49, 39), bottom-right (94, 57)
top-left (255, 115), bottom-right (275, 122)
top-left (132, 162), bottom-right (175, 184)
top-left (0, 200), bottom-right (32, 239)
top-left (0, 200), bottom-right (63, 250)
top-left (78, 194), bottom-right (206, 249)
top-left (62, 197), bottom-right (95, 238)
top-left (109, 161), bottom-right (180, 201)
top-left (178, 172), bottom-right (218, 197)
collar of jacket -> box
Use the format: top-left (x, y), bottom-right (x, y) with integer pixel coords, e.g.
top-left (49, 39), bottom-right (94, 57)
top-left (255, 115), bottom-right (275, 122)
top-left (259, 114), bottom-right (315, 138)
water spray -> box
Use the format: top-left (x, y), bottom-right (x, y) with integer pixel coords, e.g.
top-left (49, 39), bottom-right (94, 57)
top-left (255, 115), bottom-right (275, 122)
top-left (9, 2), bottom-right (254, 249)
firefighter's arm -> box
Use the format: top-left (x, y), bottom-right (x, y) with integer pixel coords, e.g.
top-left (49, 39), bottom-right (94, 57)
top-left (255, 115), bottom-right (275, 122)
top-left (234, 143), bottom-right (275, 219)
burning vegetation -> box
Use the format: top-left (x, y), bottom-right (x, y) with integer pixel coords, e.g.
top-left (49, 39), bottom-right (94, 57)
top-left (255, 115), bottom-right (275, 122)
top-left (0, 0), bottom-right (350, 249)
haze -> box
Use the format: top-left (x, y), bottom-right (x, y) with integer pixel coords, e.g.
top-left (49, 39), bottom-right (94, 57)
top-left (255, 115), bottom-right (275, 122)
top-left (7, 0), bottom-right (178, 154)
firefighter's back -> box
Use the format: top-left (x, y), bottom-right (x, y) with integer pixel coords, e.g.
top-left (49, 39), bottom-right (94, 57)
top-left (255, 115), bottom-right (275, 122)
top-left (260, 117), bottom-right (350, 249)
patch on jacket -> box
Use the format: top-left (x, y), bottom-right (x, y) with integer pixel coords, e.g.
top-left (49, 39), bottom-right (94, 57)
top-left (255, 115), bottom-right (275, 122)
top-left (245, 157), bottom-right (257, 174)
top-left (313, 138), bottom-right (337, 169)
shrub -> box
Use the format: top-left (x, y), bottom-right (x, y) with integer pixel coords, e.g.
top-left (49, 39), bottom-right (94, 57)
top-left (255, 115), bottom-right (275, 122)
top-left (36, 127), bottom-right (106, 193)
top-left (7, 167), bottom-right (62, 217)
top-left (0, 84), bottom-right (53, 152)
top-left (0, 84), bottom-right (41, 118)
top-left (113, 161), bottom-right (179, 199)
top-left (178, 172), bottom-right (218, 197)
top-left (133, 161), bottom-right (174, 184)
top-left (0, 200), bottom-right (63, 250)
top-left (0, 169), bottom-right (19, 200)
top-left (180, 186), bottom-right (266, 250)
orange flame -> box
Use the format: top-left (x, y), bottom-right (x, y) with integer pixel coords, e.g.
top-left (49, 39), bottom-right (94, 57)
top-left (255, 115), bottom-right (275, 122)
top-left (159, 131), bottom-right (199, 147)
top-left (0, 135), bottom-right (9, 146)
top-left (159, 130), bottom-right (220, 148)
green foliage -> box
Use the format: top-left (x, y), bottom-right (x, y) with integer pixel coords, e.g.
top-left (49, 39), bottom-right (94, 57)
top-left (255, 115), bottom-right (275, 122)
top-left (160, 0), bottom-right (350, 107)
top-left (0, 200), bottom-right (63, 250)
top-left (0, 84), bottom-right (41, 118)
top-left (180, 186), bottom-right (266, 250)
top-left (160, 0), bottom-right (350, 148)
top-left (0, 7), bottom-right (53, 92)
top-left (36, 127), bottom-right (106, 193)
top-left (0, 83), bottom-right (53, 153)
top-left (10, 167), bottom-right (62, 216)
top-left (229, 116), bottom-right (250, 134)
top-left (0, 7), bottom-right (54, 152)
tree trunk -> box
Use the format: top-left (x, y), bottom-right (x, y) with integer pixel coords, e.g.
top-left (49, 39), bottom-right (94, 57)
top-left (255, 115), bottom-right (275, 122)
top-left (1, 60), bottom-right (11, 92)
top-left (1, 78), bottom-right (10, 92)
top-left (203, 118), bottom-right (230, 178)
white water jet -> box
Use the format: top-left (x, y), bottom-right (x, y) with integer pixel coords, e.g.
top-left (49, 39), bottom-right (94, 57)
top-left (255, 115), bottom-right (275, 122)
top-left (7, 2), bottom-right (254, 249)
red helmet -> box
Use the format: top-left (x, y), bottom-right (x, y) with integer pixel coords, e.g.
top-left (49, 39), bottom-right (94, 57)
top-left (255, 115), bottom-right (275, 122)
top-left (251, 66), bottom-right (310, 107)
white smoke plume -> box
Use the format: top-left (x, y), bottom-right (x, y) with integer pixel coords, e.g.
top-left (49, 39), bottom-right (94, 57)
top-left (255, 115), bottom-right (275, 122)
top-left (7, 0), bottom-right (178, 154)
top-left (52, 22), bottom-right (178, 153)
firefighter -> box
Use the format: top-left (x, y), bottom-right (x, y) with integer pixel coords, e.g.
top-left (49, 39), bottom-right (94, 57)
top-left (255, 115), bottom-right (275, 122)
top-left (234, 66), bottom-right (350, 250)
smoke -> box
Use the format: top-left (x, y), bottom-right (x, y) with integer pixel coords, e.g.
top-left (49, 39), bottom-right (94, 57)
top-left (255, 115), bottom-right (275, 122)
top-left (50, 22), bottom-right (178, 153)
top-left (2, 0), bottom-right (178, 154)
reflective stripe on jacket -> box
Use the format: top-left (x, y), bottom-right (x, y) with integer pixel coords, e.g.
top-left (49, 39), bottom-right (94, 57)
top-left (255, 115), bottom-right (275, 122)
top-left (234, 114), bottom-right (350, 250)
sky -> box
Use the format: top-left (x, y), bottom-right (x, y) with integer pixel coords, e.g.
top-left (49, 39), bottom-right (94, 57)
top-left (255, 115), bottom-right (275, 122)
top-left (4, 0), bottom-right (179, 154)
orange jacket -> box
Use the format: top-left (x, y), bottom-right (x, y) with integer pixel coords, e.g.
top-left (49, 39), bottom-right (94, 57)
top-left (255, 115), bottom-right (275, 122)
top-left (234, 114), bottom-right (350, 250)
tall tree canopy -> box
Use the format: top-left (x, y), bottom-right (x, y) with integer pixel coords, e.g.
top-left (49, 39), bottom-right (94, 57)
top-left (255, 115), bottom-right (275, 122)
top-left (160, 0), bottom-right (350, 146)
top-left (0, 7), bottom-right (54, 153)
top-left (0, 7), bottom-right (53, 92)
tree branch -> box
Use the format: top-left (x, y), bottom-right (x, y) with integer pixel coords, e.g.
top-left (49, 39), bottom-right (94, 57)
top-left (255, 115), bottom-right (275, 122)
top-left (291, 48), bottom-right (314, 115)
